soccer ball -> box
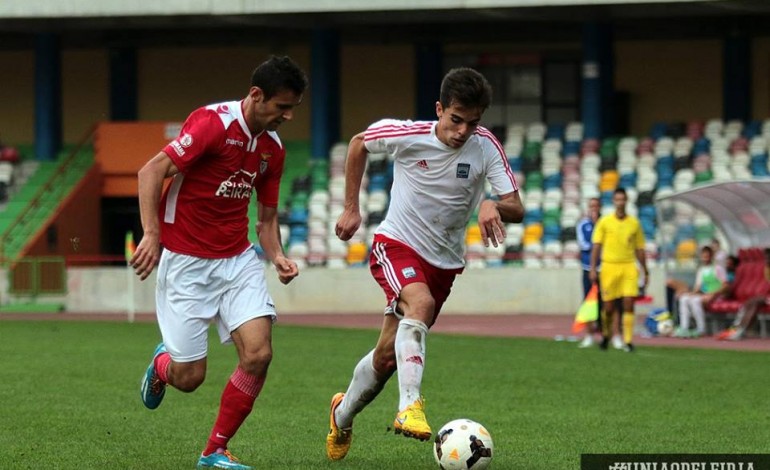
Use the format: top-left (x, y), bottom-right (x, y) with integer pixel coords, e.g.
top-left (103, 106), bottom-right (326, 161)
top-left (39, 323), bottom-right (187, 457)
top-left (433, 419), bottom-right (494, 470)
top-left (657, 318), bottom-right (675, 336)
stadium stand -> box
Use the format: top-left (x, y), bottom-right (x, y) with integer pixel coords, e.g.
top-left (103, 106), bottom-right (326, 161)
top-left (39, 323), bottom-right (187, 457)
top-left (0, 146), bottom-right (93, 262)
top-left (269, 118), bottom-right (770, 269)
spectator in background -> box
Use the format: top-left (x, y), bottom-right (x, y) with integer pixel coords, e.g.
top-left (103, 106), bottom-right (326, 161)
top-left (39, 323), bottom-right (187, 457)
top-left (576, 197), bottom-right (602, 348)
top-left (711, 237), bottom-right (728, 269)
top-left (717, 248), bottom-right (770, 341)
top-left (674, 245), bottom-right (727, 338)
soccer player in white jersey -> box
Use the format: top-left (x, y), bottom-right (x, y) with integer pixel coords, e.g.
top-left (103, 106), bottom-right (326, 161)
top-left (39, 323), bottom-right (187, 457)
top-left (131, 56), bottom-right (307, 470)
top-left (326, 67), bottom-right (524, 461)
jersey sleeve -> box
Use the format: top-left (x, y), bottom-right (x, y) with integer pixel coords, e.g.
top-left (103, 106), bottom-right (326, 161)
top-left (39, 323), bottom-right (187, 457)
top-left (363, 119), bottom-right (413, 155)
top-left (162, 108), bottom-right (223, 173)
top-left (693, 268), bottom-right (704, 291)
top-left (255, 146), bottom-right (285, 208)
top-left (635, 218), bottom-right (646, 249)
top-left (576, 219), bottom-right (592, 251)
top-left (480, 129), bottom-right (518, 196)
top-left (592, 217), bottom-right (606, 244)
top-left (715, 265), bottom-right (727, 282)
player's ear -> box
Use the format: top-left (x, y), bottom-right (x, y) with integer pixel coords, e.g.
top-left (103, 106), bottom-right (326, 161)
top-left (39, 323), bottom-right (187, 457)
top-left (435, 101), bottom-right (443, 118)
top-left (249, 86), bottom-right (265, 103)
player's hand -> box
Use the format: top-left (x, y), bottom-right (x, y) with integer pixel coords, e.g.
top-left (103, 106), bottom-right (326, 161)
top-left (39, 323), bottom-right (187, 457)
top-left (589, 269), bottom-right (598, 284)
top-left (273, 255), bottom-right (299, 285)
top-left (643, 270), bottom-right (649, 289)
top-left (130, 233), bottom-right (160, 281)
top-left (335, 208), bottom-right (362, 241)
top-left (477, 200), bottom-right (506, 248)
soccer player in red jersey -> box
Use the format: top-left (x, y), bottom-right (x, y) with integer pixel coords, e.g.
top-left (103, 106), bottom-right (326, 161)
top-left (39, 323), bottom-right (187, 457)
top-left (131, 56), bottom-right (307, 470)
top-left (326, 67), bottom-right (524, 461)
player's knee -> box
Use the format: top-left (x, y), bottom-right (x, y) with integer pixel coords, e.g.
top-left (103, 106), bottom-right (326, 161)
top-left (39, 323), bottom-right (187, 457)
top-left (239, 346), bottom-right (273, 376)
top-left (402, 293), bottom-right (435, 323)
top-left (174, 369), bottom-right (205, 392)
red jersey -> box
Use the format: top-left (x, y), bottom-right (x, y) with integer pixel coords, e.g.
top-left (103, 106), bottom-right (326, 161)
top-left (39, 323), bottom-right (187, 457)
top-left (159, 100), bottom-right (285, 259)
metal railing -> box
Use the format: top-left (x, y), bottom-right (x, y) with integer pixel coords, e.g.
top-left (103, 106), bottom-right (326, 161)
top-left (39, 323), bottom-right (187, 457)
top-left (0, 125), bottom-right (96, 265)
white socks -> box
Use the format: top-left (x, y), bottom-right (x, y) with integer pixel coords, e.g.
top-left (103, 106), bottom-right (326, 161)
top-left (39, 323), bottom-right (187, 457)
top-left (395, 318), bottom-right (429, 410)
top-left (335, 350), bottom-right (385, 429)
top-left (334, 318), bottom-right (430, 427)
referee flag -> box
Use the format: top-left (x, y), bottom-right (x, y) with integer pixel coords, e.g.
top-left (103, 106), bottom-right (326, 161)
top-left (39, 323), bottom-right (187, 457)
top-left (125, 231), bottom-right (136, 262)
top-left (572, 283), bottom-right (599, 334)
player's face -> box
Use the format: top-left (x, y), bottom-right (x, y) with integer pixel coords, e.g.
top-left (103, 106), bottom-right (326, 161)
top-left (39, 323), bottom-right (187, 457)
top-left (700, 249), bottom-right (712, 264)
top-left (435, 101), bottom-right (483, 149)
top-left (250, 87), bottom-right (303, 132)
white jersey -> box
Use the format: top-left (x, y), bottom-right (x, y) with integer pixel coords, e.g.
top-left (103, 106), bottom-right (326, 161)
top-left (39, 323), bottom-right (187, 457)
top-left (364, 119), bottom-right (518, 269)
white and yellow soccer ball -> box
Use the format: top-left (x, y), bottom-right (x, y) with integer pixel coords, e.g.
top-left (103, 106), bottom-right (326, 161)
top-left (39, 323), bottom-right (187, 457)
top-left (433, 419), bottom-right (494, 470)
top-left (657, 318), bottom-right (675, 336)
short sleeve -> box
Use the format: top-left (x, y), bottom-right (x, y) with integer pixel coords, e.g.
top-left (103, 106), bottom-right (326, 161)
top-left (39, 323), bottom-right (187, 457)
top-left (256, 146), bottom-right (285, 208)
top-left (635, 219), bottom-right (646, 248)
top-left (479, 128), bottom-right (518, 196)
top-left (592, 218), bottom-right (605, 244)
top-left (162, 108), bottom-right (223, 172)
top-left (363, 119), bottom-right (413, 156)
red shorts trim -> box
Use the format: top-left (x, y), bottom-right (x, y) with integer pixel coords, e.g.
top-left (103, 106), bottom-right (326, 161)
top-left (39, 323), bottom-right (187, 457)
top-left (369, 234), bottom-right (462, 319)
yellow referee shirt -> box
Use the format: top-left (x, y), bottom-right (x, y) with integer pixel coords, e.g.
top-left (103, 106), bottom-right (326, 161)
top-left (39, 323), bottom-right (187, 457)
top-left (592, 213), bottom-right (645, 263)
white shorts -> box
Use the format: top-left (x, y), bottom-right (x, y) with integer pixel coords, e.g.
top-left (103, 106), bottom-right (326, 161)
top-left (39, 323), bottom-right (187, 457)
top-left (155, 246), bottom-right (276, 362)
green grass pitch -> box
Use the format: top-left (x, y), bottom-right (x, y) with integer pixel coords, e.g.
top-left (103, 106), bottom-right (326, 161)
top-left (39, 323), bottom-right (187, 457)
top-left (0, 320), bottom-right (768, 469)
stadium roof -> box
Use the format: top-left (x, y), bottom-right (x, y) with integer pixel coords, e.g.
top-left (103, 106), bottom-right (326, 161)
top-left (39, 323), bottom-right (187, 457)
top-left (656, 179), bottom-right (770, 250)
top-left (3, 0), bottom-right (770, 32)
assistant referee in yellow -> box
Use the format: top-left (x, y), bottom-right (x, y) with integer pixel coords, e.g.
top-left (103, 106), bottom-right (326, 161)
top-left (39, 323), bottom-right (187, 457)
top-left (589, 188), bottom-right (648, 352)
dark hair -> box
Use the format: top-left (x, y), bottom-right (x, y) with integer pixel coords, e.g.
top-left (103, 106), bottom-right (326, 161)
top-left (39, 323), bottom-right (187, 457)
top-left (614, 187), bottom-right (627, 197)
top-left (250, 55), bottom-right (308, 100)
top-left (701, 245), bottom-right (713, 255)
top-left (439, 68), bottom-right (492, 110)
top-left (728, 255), bottom-right (740, 269)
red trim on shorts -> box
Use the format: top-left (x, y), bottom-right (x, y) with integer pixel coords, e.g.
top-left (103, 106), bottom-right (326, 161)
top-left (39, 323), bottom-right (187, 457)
top-left (369, 234), bottom-right (462, 319)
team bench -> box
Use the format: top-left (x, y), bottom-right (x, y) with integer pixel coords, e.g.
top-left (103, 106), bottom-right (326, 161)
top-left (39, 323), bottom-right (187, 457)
top-left (705, 247), bottom-right (770, 337)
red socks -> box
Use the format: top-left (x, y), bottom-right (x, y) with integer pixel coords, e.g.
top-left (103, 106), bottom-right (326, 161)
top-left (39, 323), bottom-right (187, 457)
top-left (203, 367), bottom-right (265, 456)
top-left (154, 352), bottom-right (171, 383)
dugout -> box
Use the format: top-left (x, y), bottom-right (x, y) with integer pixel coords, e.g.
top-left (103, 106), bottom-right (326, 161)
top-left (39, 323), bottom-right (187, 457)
top-left (655, 179), bottom-right (770, 253)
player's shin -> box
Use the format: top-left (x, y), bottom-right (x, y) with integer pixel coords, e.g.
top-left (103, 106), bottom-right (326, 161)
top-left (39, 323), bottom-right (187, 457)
top-left (600, 309), bottom-right (611, 338)
top-left (336, 349), bottom-right (388, 428)
top-left (622, 312), bottom-right (635, 344)
top-left (395, 319), bottom-right (429, 410)
top-left (203, 367), bottom-right (265, 456)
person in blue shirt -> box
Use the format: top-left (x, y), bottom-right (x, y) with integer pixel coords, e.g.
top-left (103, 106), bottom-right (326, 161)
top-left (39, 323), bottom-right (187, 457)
top-left (576, 197), bottom-right (602, 348)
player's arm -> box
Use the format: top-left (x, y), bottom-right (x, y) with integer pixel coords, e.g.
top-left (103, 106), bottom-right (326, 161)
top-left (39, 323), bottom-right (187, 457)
top-left (635, 223), bottom-right (648, 288)
top-left (335, 132), bottom-right (367, 241)
top-left (131, 151), bottom-right (180, 280)
top-left (588, 218), bottom-right (603, 284)
top-left (258, 203), bottom-right (298, 285)
top-left (478, 191), bottom-right (524, 248)
top-left (589, 243), bottom-right (601, 284)
top-left (635, 247), bottom-right (649, 289)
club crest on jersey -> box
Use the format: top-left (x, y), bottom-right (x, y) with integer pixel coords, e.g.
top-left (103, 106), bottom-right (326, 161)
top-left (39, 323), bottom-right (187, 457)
top-left (259, 153), bottom-right (272, 174)
top-left (215, 169), bottom-right (257, 199)
top-left (179, 133), bottom-right (193, 147)
top-left (401, 267), bottom-right (417, 279)
top-left (456, 163), bottom-right (470, 179)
